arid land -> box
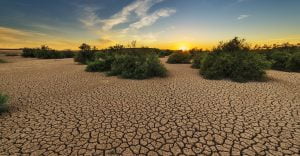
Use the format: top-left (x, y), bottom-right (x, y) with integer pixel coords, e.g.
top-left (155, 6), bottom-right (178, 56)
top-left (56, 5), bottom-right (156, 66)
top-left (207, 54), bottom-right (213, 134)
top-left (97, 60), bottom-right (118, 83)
top-left (0, 56), bottom-right (299, 155)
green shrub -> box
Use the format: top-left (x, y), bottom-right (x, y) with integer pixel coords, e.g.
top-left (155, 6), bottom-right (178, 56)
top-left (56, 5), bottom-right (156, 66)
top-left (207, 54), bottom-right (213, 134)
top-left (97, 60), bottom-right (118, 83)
top-left (85, 61), bottom-right (108, 72)
top-left (109, 53), bottom-right (167, 79)
top-left (61, 50), bottom-right (75, 58)
top-left (214, 37), bottom-right (250, 52)
top-left (74, 51), bottom-right (95, 64)
top-left (34, 50), bottom-right (64, 59)
top-left (22, 48), bottom-right (36, 57)
top-left (201, 52), bottom-right (270, 82)
top-left (158, 50), bottom-right (173, 57)
top-left (167, 52), bottom-right (191, 64)
top-left (0, 59), bottom-right (7, 63)
top-left (200, 52), bottom-right (234, 80)
top-left (95, 52), bottom-right (115, 70)
top-left (74, 43), bottom-right (96, 64)
top-left (5, 53), bottom-right (19, 56)
top-left (229, 52), bottom-right (271, 82)
top-left (200, 38), bottom-right (271, 82)
top-left (270, 51), bottom-right (291, 70)
top-left (22, 46), bottom-right (74, 59)
top-left (0, 93), bottom-right (8, 113)
top-left (191, 52), bottom-right (208, 69)
top-left (286, 52), bottom-right (300, 72)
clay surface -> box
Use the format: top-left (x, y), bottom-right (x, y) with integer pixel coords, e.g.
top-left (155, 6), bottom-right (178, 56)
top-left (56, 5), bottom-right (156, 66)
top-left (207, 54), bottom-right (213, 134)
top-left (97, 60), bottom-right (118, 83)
top-left (0, 56), bottom-right (299, 155)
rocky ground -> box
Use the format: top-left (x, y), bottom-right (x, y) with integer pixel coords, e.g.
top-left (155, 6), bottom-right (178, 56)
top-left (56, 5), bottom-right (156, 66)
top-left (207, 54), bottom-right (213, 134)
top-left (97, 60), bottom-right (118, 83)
top-left (0, 56), bottom-right (299, 155)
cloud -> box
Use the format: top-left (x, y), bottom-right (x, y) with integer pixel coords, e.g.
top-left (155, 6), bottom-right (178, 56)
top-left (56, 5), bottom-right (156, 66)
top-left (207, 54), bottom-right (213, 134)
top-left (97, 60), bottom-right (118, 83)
top-left (237, 14), bottom-right (250, 20)
top-left (101, 0), bottom-right (166, 30)
top-left (128, 8), bottom-right (176, 30)
top-left (79, 6), bottom-right (102, 27)
top-left (80, 0), bottom-right (176, 31)
top-left (78, 0), bottom-right (176, 48)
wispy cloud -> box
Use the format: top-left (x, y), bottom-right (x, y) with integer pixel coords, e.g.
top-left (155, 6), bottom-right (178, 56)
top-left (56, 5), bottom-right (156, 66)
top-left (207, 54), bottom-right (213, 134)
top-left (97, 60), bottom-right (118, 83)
top-left (237, 14), bottom-right (250, 20)
top-left (102, 0), bottom-right (167, 30)
top-left (80, 0), bottom-right (176, 31)
top-left (128, 8), bottom-right (176, 30)
top-left (79, 6), bottom-right (102, 27)
top-left (79, 0), bottom-right (176, 47)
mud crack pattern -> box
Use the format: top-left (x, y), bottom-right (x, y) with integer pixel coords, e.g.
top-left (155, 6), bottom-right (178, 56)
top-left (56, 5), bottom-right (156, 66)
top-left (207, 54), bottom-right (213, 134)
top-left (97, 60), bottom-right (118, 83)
top-left (0, 57), bottom-right (299, 155)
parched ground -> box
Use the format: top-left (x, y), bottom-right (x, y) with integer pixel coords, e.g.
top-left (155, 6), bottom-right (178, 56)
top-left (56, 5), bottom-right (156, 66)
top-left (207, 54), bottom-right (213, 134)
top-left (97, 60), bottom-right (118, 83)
top-left (0, 56), bottom-right (299, 156)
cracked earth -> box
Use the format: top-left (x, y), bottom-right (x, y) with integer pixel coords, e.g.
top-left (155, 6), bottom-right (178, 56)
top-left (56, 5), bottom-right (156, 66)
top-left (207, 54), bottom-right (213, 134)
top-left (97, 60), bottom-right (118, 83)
top-left (0, 56), bottom-right (299, 156)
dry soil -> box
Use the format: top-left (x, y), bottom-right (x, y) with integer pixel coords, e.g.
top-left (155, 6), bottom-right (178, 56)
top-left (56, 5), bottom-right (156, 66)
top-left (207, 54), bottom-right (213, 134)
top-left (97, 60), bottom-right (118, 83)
top-left (0, 56), bottom-right (299, 155)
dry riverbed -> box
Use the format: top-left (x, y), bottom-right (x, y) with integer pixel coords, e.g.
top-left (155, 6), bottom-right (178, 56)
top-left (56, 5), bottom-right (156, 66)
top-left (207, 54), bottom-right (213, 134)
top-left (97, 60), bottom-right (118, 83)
top-left (0, 56), bottom-right (299, 155)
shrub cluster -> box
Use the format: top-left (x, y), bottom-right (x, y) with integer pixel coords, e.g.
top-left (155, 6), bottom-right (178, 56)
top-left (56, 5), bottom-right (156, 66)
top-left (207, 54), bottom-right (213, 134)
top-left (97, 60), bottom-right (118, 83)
top-left (167, 52), bottom-right (191, 64)
top-left (0, 93), bottom-right (8, 113)
top-left (0, 59), bottom-right (7, 63)
top-left (22, 46), bottom-right (74, 59)
top-left (86, 51), bottom-right (167, 79)
top-left (270, 51), bottom-right (291, 70)
top-left (74, 43), bottom-right (97, 64)
top-left (200, 37), bottom-right (271, 82)
top-left (5, 53), bottom-right (19, 56)
top-left (267, 50), bottom-right (300, 72)
top-left (286, 52), bottom-right (300, 72)
top-left (158, 50), bottom-right (173, 58)
top-left (85, 61), bottom-right (109, 72)
top-left (254, 43), bottom-right (300, 72)
top-left (191, 52), bottom-right (208, 69)
top-left (109, 53), bottom-right (167, 79)
top-left (74, 51), bottom-right (96, 64)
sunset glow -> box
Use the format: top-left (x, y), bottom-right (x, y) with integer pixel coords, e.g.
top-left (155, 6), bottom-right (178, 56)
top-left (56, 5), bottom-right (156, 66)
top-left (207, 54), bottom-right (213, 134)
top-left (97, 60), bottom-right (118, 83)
top-left (0, 0), bottom-right (299, 50)
top-left (179, 45), bottom-right (189, 51)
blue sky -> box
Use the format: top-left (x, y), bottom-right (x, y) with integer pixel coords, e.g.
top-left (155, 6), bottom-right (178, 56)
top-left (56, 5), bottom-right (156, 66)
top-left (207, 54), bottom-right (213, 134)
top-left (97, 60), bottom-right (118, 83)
top-left (0, 0), bottom-right (299, 49)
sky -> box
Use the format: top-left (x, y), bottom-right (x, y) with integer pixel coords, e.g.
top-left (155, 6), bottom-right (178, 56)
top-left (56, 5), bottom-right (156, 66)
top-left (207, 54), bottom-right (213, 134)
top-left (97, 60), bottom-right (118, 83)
top-left (0, 0), bottom-right (299, 50)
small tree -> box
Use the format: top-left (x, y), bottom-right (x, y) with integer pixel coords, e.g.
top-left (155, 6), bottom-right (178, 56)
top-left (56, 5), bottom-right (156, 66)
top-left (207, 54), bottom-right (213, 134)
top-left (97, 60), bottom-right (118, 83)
top-left (108, 44), bottom-right (125, 52)
top-left (74, 43), bottom-right (96, 64)
top-left (41, 45), bottom-right (50, 50)
top-left (79, 43), bottom-right (91, 51)
top-left (213, 37), bottom-right (250, 52)
top-left (128, 40), bottom-right (137, 48)
top-left (167, 52), bottom-right (191, 64)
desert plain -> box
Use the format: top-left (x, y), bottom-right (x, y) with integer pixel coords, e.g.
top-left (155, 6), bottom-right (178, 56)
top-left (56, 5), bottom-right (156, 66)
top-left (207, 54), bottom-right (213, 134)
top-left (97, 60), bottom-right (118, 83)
top-left (0, 55), bottom-right (299, 155)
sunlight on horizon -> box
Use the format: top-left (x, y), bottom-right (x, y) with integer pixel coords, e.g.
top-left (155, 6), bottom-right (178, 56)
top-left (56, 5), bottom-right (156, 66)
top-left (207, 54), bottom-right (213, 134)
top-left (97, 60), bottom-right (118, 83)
top-left (179, 45), bottom-right (189, 51)
top-left (0, 0), bottom-right (299, 50)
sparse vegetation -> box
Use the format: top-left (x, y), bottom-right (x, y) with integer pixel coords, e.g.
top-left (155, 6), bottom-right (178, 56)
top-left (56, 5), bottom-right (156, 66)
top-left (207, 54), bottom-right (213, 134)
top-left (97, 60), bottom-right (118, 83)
top-left (200, 37), bottom-right (271, 82)
top-left (270, 51), bottom-right (291, 71)
top-left (0, 93), bottom-right (8, 113)
top-left (286, 52), bottom-right (300, 72)
top-left (254, 43), bottom-right (300, 72)
top-left (109, 53), bottom-right (167, 79)
top-left (158, 50), bottom-right (173, 58)
top-left (22, 48), bottom-right (36, 57)
top-left (84, 45), bottom-right (167, 79)
top-left (167, 52), bottom-right (191, 64)
top-left (85, 61), bottom-right (109, 72)
top-left (0, 59), bottom-right (7, 63)
top-left (22, 45), bottom-right (75, 59)
top-left (191, 52), bottom-right (208, 69)
top-left (74, 43), bottom-right (96, 64)
top-left (5, 53), bottom-right (19, 56)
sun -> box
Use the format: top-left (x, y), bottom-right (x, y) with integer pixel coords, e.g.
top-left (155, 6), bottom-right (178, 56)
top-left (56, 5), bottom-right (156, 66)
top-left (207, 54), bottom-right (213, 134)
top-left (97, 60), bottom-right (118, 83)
top-left (179, 45), bottom-right (189, 51)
